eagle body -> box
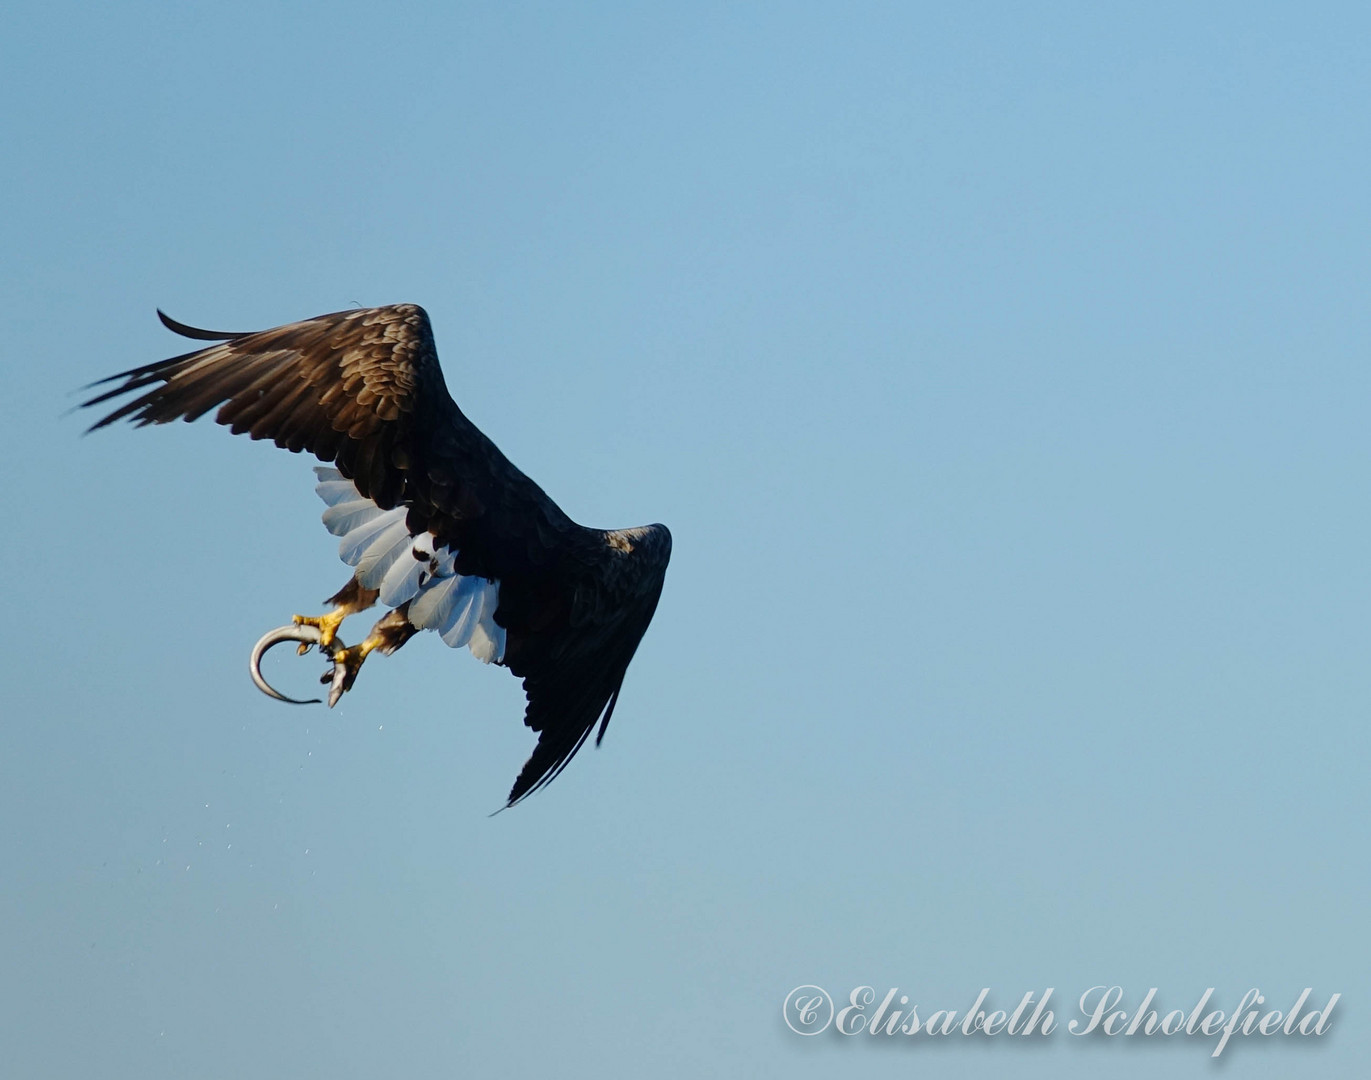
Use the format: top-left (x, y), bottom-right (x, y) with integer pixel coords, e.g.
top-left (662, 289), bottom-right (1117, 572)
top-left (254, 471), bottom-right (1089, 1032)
top-left (84, 305), bottom-right (671, 805)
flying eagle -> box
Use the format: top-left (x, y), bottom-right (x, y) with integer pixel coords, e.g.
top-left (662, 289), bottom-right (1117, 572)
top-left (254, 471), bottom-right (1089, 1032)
top-left (83, 305), bottom-right (671, 806)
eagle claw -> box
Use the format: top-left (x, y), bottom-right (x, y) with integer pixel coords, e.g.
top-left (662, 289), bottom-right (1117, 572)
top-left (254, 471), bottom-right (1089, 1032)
top-left (320, 642), bottom-right (367, 708)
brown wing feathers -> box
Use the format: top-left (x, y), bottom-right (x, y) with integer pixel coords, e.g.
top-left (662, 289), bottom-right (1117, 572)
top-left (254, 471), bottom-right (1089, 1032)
top-left (84, 304), bottom-right (670, 806)
top-left (85, 306), bottom-right (433, 509)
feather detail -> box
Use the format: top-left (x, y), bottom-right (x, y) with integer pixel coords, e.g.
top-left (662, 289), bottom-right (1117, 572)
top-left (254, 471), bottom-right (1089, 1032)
top-left (409, 573), bottom-right (460, 630)
top-left (378, 542), bottom-right (429, 606)
top-left (315, 478), bottom-right (359, 504)
top-left (336, 505), bottom-right (407, 567)
top-left (322, 498), bottom-right (385, 537)
top-left (353, 516), bottom-right (412, 588)
top-left (406, 572), bottom-right (505, 662)
top-left (438, 576), bottom-right (484, 648)
top-left (468, 620), bottom-right (506, 664)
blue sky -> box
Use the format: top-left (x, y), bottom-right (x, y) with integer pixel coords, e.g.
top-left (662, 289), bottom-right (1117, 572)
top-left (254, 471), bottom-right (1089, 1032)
top-left (1, 2), bottom-right (1367, 1076)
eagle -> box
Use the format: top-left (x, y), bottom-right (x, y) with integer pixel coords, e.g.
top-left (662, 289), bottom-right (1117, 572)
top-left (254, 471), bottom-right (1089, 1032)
top-left (83, 304), bottom-right (671, 807)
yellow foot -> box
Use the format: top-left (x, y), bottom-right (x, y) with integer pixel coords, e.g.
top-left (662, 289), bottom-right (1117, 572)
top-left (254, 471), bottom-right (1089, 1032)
top-left (321, 636), bottom-right (382, 708)
top-left (292, 609), bottom-right (348, 654)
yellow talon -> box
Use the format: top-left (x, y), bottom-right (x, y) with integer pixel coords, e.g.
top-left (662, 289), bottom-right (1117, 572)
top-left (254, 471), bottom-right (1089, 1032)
top-left (334, 637), bottom-right (381, 668)
top-left (322, 635), bottom-right (384, 707)
top-left (292, 609), bottom-right (348, 653)
top-left (292, 582), bottom-right (381, 655)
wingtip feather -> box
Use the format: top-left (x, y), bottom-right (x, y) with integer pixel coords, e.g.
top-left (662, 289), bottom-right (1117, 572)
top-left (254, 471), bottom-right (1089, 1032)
top-left (157, 309), bottom-right (250, 341)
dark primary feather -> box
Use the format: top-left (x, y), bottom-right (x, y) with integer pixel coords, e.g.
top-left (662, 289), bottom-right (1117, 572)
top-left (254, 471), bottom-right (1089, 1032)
top-left (83, 304), bottom-right (671, 805)
top-left (155, 309), bottom-right (251, 341)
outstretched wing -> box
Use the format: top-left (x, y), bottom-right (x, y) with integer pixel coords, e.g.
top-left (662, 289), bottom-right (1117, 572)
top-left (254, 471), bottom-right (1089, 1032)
top-left (504, 523), bottom-right (671, 805)
top-left (84, 305), bottom-right (577, 575)
top-left (83, 305), bottom-right (670, 805)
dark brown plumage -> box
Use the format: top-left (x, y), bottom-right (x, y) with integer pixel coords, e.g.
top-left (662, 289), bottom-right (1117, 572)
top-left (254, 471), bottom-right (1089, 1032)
top-left (84, 304), bottom-right (671, 805)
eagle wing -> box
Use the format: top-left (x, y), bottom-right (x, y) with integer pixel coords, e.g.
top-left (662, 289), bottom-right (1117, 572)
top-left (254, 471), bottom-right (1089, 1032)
top-left (83, 304), bottom-right (670, 805)
top-left (504, 524), bottom-right (670, 804)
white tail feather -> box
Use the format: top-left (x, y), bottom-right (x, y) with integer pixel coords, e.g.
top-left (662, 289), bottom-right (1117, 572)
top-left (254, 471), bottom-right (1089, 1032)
top-left (409, 573), bottom-right (459, 630)
top-left (322, 498), bottom-right (385, 537)
top-left (468, 621), bottom-right (506, 664)
top-left (353, 516), bottom-right (412, 588)
top-left (312, 468), bottom-right (504, 663)
top-left (337, 506), bottom-right (405, 566)
top-left (438, 576), bottom-right (484, 647)
top-left (378, 544), bottom-right (428, 606)
top-left (315, 479), bottom-right (360, 505)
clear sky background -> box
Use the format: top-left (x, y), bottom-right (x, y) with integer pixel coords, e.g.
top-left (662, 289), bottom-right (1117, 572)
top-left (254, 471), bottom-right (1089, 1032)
top-left (1, 2), bottom-right (1367, 1077)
